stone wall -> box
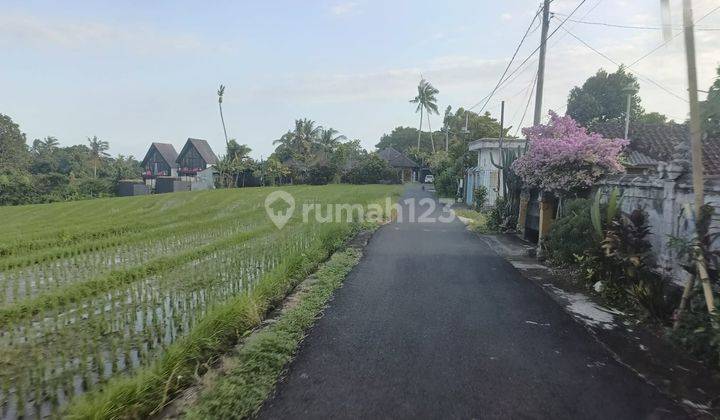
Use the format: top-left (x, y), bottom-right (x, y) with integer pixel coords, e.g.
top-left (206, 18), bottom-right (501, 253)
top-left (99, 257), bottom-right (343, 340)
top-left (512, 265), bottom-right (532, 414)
top-left (597, 168), bottom-right (720, 285)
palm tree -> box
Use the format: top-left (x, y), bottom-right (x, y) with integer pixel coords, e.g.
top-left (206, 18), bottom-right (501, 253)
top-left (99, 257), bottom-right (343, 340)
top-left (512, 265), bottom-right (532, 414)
top-left (409, 78), bottom-right (440, 152)
top-left (43, 136), bottom-right (60, 150)
top-left (87, 136), bottom-right (110, 178)
top-left (218, 84), bottom-right (229, 148)
top-left (316, 127), bottom-right (346, 159)
top-left (273, 118), bottom-right (322, 159)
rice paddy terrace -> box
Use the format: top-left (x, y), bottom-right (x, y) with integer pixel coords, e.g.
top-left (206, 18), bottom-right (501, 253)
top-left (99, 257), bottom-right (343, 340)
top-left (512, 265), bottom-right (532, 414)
top-left (0, 184), bottom-right (399, 418)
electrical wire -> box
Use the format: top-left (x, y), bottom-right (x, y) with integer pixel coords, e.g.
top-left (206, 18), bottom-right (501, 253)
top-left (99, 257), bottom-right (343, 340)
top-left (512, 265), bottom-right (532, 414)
top-left (465, 4), bottom-right (544, 112)
top-left (552, 13), bottom-right (720, 31)
top-left (558, 25), bottom-right (688, 103)
top-left (467, 0), bottom-right (590, 113)
top-left (514, 72), bottom-right (539, 137)
top-left (629, 4), bottom-right (720, 68)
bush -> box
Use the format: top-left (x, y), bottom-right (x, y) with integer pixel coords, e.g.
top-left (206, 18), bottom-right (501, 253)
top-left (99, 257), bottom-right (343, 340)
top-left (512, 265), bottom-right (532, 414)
top-left (306, 163), bottom-right (337, 185)
top-left (486, 197), bottom-right (516, 232)
top-left (433, 168), bottom-right (456, 197)
top-left (343, 155), bottom-right (397, 184)
top-left (544, 198), bottom-right (596, 265)
top-left (473, 186), bottom-right (488, 210)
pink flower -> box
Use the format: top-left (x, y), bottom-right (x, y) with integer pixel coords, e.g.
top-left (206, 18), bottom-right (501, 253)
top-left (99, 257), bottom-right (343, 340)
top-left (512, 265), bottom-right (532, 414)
top-left (512, 111), bottom-right (628, 194)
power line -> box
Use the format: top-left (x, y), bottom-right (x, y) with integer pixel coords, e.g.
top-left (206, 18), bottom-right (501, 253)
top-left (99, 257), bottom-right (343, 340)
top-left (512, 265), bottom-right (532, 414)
top-left (465, 4), bottom-right (543, 112)
top-left (552, 14), bottom-right (720, 31)
top-left (558, 24), bottom-right (688, 103)
top-left (467, 0), bottom-right (590, 113)
top-left (629, 4), bottom-right (720, 68)
top-left (515, 72), bottom-right (539, 137)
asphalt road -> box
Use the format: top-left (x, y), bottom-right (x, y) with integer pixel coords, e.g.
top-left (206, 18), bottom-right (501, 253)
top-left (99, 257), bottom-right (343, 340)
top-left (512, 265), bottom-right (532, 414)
top-left (259, 185), bottom-right (685, 419)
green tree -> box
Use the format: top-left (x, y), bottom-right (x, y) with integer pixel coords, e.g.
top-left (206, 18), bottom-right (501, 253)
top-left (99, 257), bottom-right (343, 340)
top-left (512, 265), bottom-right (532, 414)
top-left (636, 112), bottom-right (669, 124)
top-left (273, 118), bottom-right (322, 161)
top-left (701, 65), bottom-right (720, 137)
top-left (316, 127), bottom-right (346, 159)
top-left (409, 79), bottom-right (439, 152)
top-left (567, 66), bottom-right (645, 126)
top-left (0, 113), bottom-right (30, 172)
top-left (87, 136), bottom-right (110, 179)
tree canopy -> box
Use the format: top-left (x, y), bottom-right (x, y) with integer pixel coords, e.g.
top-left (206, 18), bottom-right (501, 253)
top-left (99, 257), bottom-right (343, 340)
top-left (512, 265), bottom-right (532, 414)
top-left (567, 66), bottom-right (646, 126)
top-left (701, 65), bottom-right (720, 138)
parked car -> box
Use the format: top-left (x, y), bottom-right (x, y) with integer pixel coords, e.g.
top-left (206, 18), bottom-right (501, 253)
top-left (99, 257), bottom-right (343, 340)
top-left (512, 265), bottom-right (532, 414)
top-left (424, 174), bottom-right (434, 183)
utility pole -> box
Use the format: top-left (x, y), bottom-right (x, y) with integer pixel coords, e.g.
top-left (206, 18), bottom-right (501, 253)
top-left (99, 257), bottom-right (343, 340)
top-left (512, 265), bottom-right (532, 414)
top-left (497, 101), bottom-right (505, 193)
top-left (674, 0), bottom-right (715, 327)
top-left (683, 0), bottom-right (703, 219)
top-left (533, 0), bottom-right (551, 126)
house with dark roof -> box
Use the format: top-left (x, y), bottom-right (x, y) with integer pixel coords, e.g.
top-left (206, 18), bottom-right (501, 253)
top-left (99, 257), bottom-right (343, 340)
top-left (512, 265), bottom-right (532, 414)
top-left (141, 142), bottom-right (178, 180)
top-left (176, 138), bottom-right (219, 177)
top-left (589, 121), bottom-right (720, 176)
top-left (377, 147), bottom-right (418, 183)
top-left (586, 121), bottom-right (720, 281)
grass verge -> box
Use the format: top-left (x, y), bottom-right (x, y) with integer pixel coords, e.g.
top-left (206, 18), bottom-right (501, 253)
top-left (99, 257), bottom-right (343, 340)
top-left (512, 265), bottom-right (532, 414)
top-left (64, 223), bottom-right (360, 419)
top-left (453, 208), bottom-right (489, 233)
top-left (185, 247), bottom-right (363, 419)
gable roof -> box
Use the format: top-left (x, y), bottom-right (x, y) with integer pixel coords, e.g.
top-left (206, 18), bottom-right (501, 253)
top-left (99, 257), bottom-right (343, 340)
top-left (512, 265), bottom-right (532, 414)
top-left (141, 142), bottom-right (178, 168)
top-left (177, 138), bottom-right (219, 165)
top-left (588, 122), bottom-right (720, 175)
top-left (377, 147), bottom-right (418, 168)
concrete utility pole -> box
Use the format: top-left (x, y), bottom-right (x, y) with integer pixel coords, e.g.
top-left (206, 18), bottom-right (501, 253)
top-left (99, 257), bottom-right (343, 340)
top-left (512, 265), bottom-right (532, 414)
top-left (533, 0), bottom-right (551, 125)
top-left (683, 0), bottom-right (704, 219)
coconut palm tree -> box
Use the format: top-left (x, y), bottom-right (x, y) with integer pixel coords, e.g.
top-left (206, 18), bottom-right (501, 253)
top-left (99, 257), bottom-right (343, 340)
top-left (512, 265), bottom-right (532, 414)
top-left (409, 78), bottom-right (440, 152)
top-left (87, 136), bottom-right (110, 178)
top-left (273, 118), bottom-right (322, 159)
top-left (218, 84), bottom-right (229, 148)
top-left (316, 127), bottom-right (346, 159)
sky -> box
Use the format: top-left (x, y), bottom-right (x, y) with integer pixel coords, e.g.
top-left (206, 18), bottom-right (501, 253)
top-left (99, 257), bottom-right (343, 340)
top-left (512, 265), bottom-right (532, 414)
top-left (2, 0), bottom-right (720, 160)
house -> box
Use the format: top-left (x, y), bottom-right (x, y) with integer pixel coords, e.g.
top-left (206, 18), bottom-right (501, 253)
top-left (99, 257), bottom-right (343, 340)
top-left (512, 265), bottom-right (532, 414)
top-left (377, 147), bottom-right (418, 183)
top-left (518, 123), bottom-right (720, 284)
top-left (141, 143), bottom-right (178, 184)
top-left (465, 137), bottom-right (527, 208)
top-left (176, 138), bottom-right (219, 178)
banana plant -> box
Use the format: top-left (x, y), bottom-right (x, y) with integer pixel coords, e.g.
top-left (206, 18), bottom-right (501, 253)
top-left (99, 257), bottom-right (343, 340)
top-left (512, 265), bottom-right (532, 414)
top-left (591, 187), bottom-right (622, 238)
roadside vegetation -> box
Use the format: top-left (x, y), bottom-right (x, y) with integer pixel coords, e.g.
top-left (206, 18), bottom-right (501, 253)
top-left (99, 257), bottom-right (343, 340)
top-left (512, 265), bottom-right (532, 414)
top-left (544, 190), bottom-right (720, 369)
top-left (0, 184), bottom-right (400, 418)
top-left (185, 248), bottom-right (363, 419)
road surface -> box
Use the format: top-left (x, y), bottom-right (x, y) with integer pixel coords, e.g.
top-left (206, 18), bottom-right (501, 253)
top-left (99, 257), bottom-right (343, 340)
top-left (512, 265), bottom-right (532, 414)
top-left (259, 185), bottom-right (684, 419)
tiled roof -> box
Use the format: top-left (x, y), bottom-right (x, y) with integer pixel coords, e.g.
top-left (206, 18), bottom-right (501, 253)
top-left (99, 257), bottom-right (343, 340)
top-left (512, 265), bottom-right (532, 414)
top-left (178, 138), bottom-right (219, 165)
top-left (626, 150), bottom-right (658, 167)
top-left (377, 147), bottom-right (418, 168)
top-left (589, 122), bottom-right (720, 175)
top-left (142, 142), bottom-right (178, 168)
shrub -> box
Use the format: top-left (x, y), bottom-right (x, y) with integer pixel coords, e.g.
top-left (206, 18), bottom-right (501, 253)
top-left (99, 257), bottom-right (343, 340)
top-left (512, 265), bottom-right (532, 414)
top-left (306, 163), bottom-right (337, 185)
top-left (486, 197), bottom-right (516, 232)
top-left (473, 186), bottom-right (488, 210)
top-left (343, 155), bottom-right (397, 184)
top-left (433, 168), bottom-right (456, 197)
top-left (545, 198), bottom-right (596, 265)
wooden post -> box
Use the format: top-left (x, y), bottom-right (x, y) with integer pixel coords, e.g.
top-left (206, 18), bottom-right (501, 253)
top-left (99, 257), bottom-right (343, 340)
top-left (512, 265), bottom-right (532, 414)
top-left (517, 189), bottom-right (530, 237)
top-left (537, 192), bottom-right (555, 257)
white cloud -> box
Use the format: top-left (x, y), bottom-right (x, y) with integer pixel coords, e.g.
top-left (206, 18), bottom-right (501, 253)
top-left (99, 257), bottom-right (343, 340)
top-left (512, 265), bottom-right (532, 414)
top-left (329, 1), bottom-right (359, 17)
top-left (0, 13), bottom-right (209, 54)
top-left (501, 13), bottom-right (513, 22)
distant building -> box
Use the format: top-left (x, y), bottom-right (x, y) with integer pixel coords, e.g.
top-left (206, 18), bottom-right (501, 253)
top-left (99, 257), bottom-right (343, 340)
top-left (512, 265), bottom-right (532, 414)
top-left (141, 143), bottom-right (178, 184)
top-left (377, 147), bottom-right (418, 183)
top-left (176, 138), bottom-right (219, 178)
top-left (465, 137), bottom-right (527, 208)
top-left (139, 138), bottom-right (219, 193)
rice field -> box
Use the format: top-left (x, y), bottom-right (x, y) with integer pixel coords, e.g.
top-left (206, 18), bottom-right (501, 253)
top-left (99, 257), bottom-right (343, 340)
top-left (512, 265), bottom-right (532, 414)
top-left (0, 184), bottom-right (400, 418)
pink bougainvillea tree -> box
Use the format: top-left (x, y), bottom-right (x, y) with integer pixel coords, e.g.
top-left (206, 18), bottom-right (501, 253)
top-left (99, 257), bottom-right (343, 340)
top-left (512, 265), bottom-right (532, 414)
top-left (512, 111), bottom-right (628, 195)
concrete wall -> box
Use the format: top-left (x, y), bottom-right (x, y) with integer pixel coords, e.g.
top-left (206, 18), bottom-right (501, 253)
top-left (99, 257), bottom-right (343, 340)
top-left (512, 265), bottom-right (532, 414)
top-left (597, 169), bottom-right (720, 284)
